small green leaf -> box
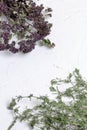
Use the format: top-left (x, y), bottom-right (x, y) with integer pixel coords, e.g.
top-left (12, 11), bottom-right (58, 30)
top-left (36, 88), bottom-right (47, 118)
top-left (49, 86), bottom-right (56, 92)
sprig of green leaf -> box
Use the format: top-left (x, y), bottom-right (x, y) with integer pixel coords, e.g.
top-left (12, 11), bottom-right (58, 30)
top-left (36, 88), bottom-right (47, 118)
top-left (7, 69), bottom-right (87, 130)
top-left (40, 39), bottom-right (55, 48)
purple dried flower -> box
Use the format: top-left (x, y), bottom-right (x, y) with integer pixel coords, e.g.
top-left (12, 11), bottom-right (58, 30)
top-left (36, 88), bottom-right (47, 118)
top-left (18, 40), bottom-right (35, 53)
top-left (0, 2), bottom-right (7, 13)
top-left (9, 46), bottom-right (19, 53)
top-left (0, 0), bottom-right (54, 54)
top-left (2, 21), bottom-right (11, 32)
top-left (0, 44), bottom-right (5, 50)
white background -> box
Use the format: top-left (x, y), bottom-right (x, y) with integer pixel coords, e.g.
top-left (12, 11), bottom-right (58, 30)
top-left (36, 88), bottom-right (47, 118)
top-left (1, 0), bottom-right (87, 129)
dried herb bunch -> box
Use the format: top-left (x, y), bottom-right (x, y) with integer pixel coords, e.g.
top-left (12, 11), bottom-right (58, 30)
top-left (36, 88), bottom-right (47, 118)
top-left (7, 69), bottom-right (87, 130)
top-left (0, 0), bottom-right (54, 53)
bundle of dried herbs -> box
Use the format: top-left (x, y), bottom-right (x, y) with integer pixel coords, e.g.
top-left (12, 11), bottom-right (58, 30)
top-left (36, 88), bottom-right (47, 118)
top-left (0, 0), bottom-right (54, 53)
top-left (7, 69), bottom-right (87, 130)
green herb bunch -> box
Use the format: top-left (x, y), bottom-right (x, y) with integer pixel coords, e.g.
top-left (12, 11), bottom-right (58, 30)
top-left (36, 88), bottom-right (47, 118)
top-left (7, 69), bottom-right (87, 130)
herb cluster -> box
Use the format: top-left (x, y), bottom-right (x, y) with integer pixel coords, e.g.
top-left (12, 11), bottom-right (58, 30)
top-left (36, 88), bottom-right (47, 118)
top-left (0, 0), bottom-right (54, 53)
top-left (7, 69), bottom-right (87, 130)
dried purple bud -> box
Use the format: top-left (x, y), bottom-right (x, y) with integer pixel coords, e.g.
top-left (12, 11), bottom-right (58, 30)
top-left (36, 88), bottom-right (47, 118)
top-left (9, 46), bottom-right (18, 53)
top-left (1, 22), bottom-right (11, 33)
top-left (18, 40), bottom-right (35, 53)
top-left (0, 44), bottom-right (5, 50)
top-left (0, 2), bottom-right (7, 13)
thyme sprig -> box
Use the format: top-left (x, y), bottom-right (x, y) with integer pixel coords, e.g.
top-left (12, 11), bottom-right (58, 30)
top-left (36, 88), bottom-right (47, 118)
top-left (7, 69), bottom-right (87, 130)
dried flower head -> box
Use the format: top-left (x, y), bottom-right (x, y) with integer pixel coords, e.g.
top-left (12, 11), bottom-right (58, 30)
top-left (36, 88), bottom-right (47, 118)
top-left (0, 0), bottom-right (54, 53)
